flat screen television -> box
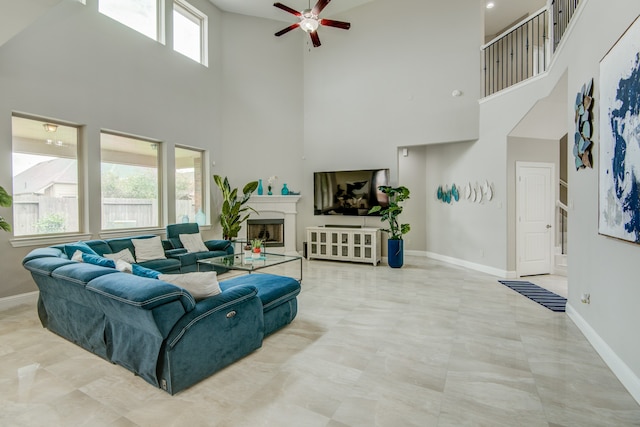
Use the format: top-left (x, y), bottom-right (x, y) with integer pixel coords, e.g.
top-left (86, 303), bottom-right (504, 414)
top-left (313, 168), bottom-right (390, 216)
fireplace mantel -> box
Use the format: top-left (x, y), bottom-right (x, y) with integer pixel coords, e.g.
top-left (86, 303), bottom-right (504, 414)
top-left (246, 195), bottom-right (301, 254)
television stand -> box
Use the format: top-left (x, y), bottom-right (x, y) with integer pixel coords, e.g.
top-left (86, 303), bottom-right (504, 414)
top-left (306, 226), bottom-right (381, 266)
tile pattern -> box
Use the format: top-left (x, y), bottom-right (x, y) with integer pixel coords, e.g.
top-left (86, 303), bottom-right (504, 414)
top-left (1, 257), bottom-right (639, 426)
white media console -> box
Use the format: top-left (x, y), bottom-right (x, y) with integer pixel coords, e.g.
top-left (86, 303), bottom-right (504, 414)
top-left (306, 226), bottom-right (381, 266)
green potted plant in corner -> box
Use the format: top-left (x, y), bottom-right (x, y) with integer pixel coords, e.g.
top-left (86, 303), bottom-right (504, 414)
top-left (368, 185), bottom-right (410, 268)
top-left (213, 175), bottom-right (259, 241)
top-left (0, 185), bottom-right (12, 232)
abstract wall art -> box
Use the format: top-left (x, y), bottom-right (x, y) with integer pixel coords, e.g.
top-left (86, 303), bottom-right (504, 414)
top-left (574, 78), bottom-right (594, 170)
top-left (599, 15), bottom-right (640, 243)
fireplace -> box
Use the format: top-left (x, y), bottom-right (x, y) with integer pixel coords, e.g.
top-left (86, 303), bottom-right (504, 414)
top-left (246, 195), bottom-right (301, 255)
top-left (247, 219), bottom-right (284, 247)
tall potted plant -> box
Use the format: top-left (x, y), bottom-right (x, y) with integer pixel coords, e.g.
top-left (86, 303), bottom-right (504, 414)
top-left (213, 175), bottom-right (259, 240)
top-left (368, 185), bottom-right (410, 268)
top-left (0, 185), bottom-right (12, 232)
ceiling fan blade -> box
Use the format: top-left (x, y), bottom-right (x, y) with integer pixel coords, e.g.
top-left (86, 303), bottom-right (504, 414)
top-left (273, 2), bottom-right (301, 16)
top-left (275, 23), bottom-right (300, 37)
top-left (312, 0), bottom-right (331, 16)
top-left (320, 19), bottom-right (351, 30)
top-left (309, 31), bottom-right (321, 47)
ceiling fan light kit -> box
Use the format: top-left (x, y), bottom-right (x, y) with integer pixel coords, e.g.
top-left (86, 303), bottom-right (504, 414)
top-left (274, 0), bottom-right (351, 48)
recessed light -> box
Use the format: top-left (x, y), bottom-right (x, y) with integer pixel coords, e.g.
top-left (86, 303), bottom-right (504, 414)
top-left (486, 2), bottom-right (495, 9)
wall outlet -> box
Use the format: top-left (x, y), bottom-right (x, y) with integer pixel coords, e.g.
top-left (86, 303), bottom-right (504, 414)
top-left (581, 293), bottom-right (590, 304)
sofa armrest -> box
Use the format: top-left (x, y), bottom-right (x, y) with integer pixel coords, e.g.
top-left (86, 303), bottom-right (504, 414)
top-left (165, 248), bottom-right (187, 257)
top-left (167, 251), bottom-right (197, 268)
top-left (204, 239), bottom-right (232, 253)
top-left (166, 284), bottom-right (261, 348)
top-left (162, 239), bottom-right (174, 251)
top-left (87, 273), bottom-right (196, 312)
top-left (161, 284), bottom-right (264, 394)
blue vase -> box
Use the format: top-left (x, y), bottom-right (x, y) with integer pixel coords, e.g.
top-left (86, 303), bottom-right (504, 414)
top-left (257, 179), bottom-right (263, 195)
top-left (281, 183), bottom-right (289, 195)
top-left (387, 239), bottom-right (404, 268)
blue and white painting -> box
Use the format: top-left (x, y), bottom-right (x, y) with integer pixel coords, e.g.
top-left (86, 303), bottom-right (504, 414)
top-left (599, 15), bottom-right (640, 243)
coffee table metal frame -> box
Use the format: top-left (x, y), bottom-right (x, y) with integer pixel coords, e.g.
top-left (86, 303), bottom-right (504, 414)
top-left (197, 252), bottom-right (303, 283)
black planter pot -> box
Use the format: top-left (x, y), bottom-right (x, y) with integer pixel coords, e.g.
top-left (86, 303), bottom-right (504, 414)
top-left (387, 239), bottom-right (404, 268)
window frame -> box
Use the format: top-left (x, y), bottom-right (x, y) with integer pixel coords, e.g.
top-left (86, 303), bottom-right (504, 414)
top-left (172, 0), bottom-right (208, 66)
top-left (98, 0), bottom-right (166, 44)
top-left (99, 130), bottom-right (163, 232)
top-left (10, 114), bottom-right (84, 242)
top-left (174, 144), bottom-right (209, 225)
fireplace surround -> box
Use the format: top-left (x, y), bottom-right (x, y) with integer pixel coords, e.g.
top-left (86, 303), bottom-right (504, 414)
top-left (245, 195), bottom-right (301, 255)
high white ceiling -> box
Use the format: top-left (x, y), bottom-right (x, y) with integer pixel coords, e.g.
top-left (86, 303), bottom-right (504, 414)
top-left (208, 0), bottom-right (547, 40)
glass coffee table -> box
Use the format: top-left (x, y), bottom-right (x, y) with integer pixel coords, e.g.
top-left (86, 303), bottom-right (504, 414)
top-left (197, 252), bottom-right (303, 283)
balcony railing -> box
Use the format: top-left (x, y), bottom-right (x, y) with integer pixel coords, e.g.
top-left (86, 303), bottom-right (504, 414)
top-left (482, 0), bottom-right (581, 97)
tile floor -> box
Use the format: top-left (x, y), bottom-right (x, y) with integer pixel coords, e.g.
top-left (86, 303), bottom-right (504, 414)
top-left (1, 256), bottom-right (639, 426)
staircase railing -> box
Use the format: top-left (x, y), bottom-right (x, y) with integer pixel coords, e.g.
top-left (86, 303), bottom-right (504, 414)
top-left (481, 0), bottom-right (581, 97)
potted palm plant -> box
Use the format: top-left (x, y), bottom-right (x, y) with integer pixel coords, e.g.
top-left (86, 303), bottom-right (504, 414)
top-left (0, 185), bottom-right (12, 232)
top-left (368, 185), bottom-right (410, 268)
top-left (213, 175), bottom-right (259, 240)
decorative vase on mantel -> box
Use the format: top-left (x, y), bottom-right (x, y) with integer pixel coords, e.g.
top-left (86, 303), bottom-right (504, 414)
top-left (268, 186), bottom-right (273, 195)
top-left (281, 183), bottom-right (289, 195)
top-left (257, 179), bottom-right (263, 195)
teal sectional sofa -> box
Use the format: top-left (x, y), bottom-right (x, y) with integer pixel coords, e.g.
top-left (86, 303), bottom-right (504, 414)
top-left (22, 238), bottom-right (301, 395)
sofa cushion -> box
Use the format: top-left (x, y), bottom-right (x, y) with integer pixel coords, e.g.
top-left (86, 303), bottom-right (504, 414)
top-left (52, 262), bottom-right (119, 286)
top-left (116, 259), bottom-right (133, 273)
top-left (137, 258), bottom-right (181, 273)
top-left (220, 274), bottom-right (301, 312)
top-left (132, 236), bottom-right (166, 262)
top-left (82, 253), bottom-right (117, 268)
top-left (83, 240), bottom-right (113, 257)
top-left (132, 264), bottom-right (162, 279)
top-left (64, 242), bottom-right (98, 259)
top-left (104, 248), bottom-right (136, 263)
top-left (179, 233), bottom-right (208, 253)
top-left (159, 272), bottom-right (221, 300)
top-left (71, 250), bottom-right (85, 262)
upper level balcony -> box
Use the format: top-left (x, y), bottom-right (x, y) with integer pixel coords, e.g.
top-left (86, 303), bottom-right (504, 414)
top-left (482, 0), bottom-right (581, 97)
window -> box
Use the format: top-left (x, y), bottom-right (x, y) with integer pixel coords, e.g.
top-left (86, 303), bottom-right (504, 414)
top-left (175, 146), bottom-right (207, 225)
top-left (99, 0), bottom-right (162, 41)
top-left (173, 0), bottom-right (207, 65)
top-left (11, 116), bottom-right (80, 237)
top-left (100, 132), bottom-right (160, 230)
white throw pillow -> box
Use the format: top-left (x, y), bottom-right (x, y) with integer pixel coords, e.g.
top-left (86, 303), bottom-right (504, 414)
top-left (71, 250), bottom-right (84, 262)
top-left (115, 259), bottom-right (133, 273)
top-left (104, 248), bottom-right (136, 263)
top-left (158, 271), bottom-right (221, 300)
top-left (179, 233), bottom-right (208, 253)
top-left (132, 236), bottom-right (166, 262)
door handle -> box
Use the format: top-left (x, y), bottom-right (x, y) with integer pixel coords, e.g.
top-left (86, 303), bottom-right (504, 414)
top-left (546, 224), bottom-right (552, 229)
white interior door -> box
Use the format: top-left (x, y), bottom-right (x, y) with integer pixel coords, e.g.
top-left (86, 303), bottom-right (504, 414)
top-left (516, 162), bottom-right (555, 276)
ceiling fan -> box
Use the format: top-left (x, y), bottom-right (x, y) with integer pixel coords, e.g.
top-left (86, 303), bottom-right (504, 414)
top-left (274, 0), bottom-right (351, 48)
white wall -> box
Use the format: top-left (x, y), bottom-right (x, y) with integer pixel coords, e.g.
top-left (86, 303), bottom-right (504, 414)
top-left (560, 0), bottom-right (640, 397)
top-left (478, 0), bottom-right (640, 398)
top-left (298, 0), bottom-right (482, 251)
top-left (217, 12), bottom-right (303, 198)
top-left (0, 0), bottom-right (226, 298)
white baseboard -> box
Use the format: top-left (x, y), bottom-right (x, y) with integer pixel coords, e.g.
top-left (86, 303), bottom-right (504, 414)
top-left (566, 303), bottom-right (640, 405)
top-left (422, 251), bottom-right (512, 278)
top-left (0, 291), bottom-right (38, 311)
